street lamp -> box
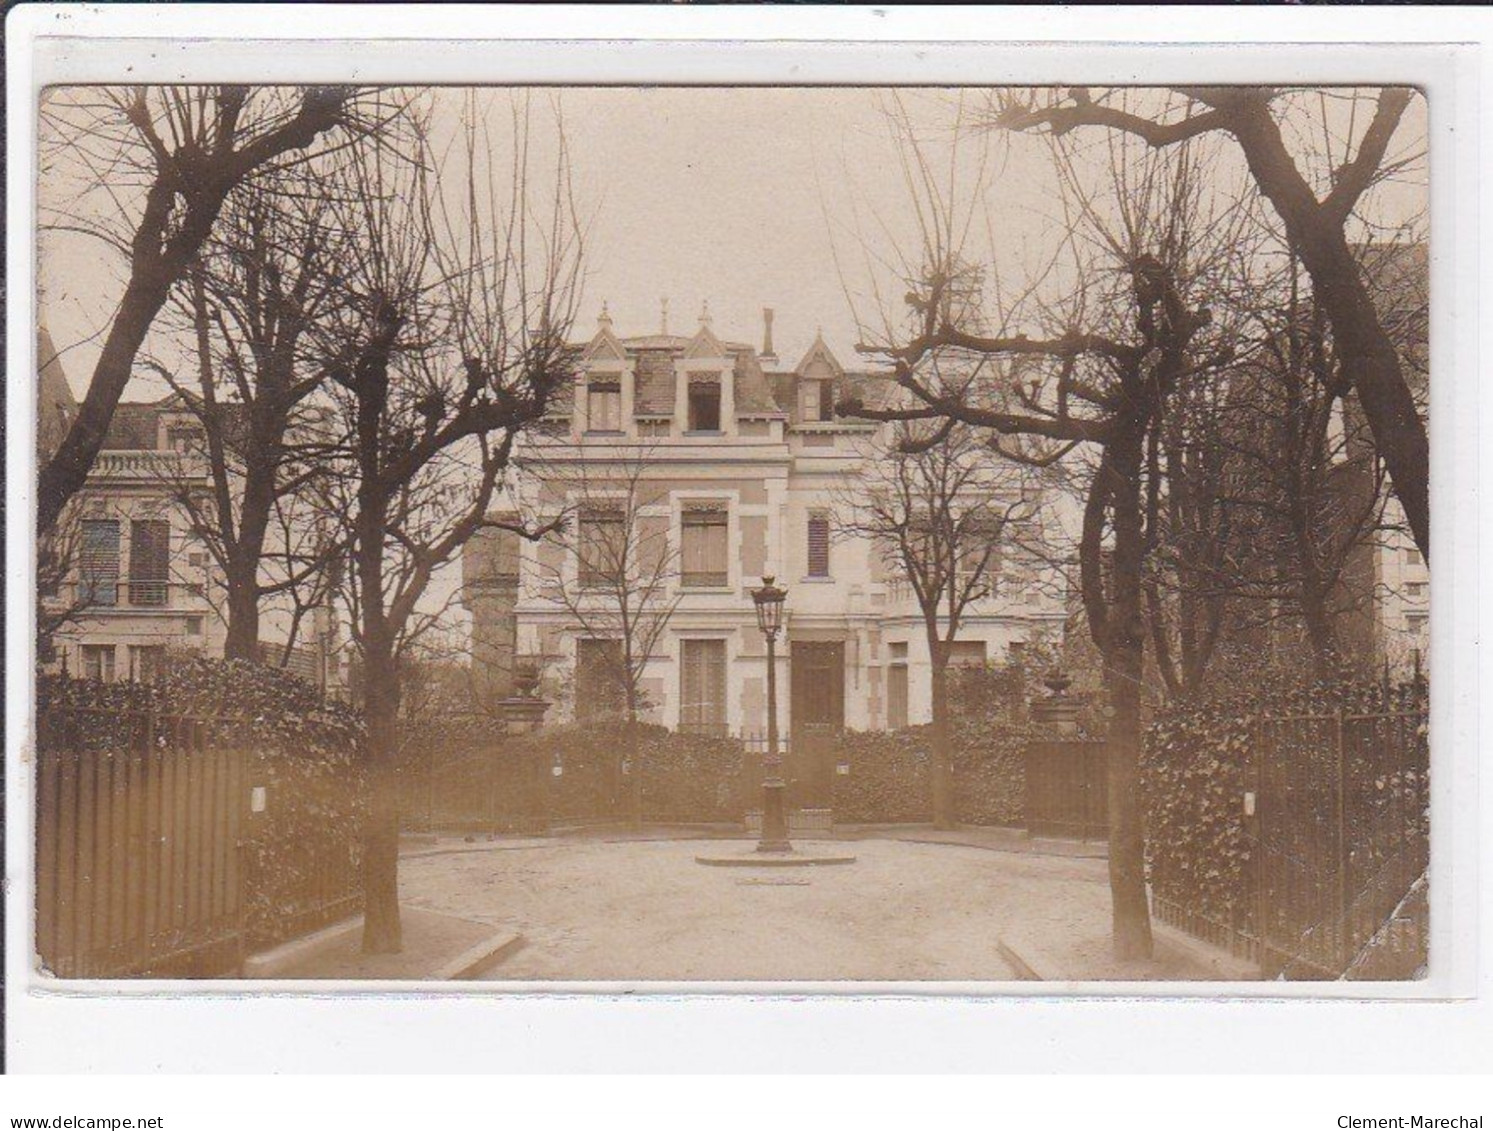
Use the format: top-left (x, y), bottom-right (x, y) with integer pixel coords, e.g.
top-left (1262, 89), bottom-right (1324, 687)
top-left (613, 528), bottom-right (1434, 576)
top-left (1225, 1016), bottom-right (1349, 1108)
top-left (751, 576), bottom-right (791, 853)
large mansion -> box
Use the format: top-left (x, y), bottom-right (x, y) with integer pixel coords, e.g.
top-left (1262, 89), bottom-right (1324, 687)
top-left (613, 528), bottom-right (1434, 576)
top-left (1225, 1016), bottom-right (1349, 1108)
top-left (462, 306), bottom-right (1068, 746)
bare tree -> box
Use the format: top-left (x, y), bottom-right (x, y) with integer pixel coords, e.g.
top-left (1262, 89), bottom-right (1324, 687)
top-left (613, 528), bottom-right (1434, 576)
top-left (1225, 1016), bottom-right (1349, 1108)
top-left (837, 414), bottom-right (1037, 827)
top-left (146, 170), bottom-right (353, 661)
top-left (844, 118), bottom-right (1241, 958)
top-left (1207, 253), bottom-right (1396, 674)
top-left (36, 84), bottom-right (385, 534)
top-left (991, 86), bottom-right (1431, 562)
top-left (317, 93), bottom-right (583, 953)
top-left (524, 442), bottom-right (682, 825)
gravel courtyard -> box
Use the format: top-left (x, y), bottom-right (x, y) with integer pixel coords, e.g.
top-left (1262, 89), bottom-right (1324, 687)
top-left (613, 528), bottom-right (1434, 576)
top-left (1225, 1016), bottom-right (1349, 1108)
top-left (396, 836), bottom-right (1252, 983)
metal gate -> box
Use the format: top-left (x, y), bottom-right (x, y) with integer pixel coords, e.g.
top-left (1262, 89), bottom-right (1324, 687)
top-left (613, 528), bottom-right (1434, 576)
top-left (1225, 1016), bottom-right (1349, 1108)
top-left (1025, 739), bottom-right (1108, 841)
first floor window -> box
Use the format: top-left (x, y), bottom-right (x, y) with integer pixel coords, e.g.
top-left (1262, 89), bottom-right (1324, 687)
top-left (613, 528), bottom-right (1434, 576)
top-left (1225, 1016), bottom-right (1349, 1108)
top-left (130, 644), bottom-right (167, 684)
top-left (681, 506), bottom-right (728, 587)
top-left (680, 639), bottom-right (727, 734)
top-left (82, 644), bottom-right (116, 683)
top-left (79, 519), bottom-right (120, 607)
top-left (806, 512), bottom-right (831, 578)
top-left (947, 640), bottom-right (988, 668)
top-left (577, 507), bottom-right (624, 588)
top-left (129, 519), bottom-right (170, 606)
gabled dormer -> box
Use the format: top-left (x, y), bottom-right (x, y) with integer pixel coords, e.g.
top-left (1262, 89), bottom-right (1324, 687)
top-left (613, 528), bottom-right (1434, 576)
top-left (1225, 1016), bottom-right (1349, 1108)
top-left (793, 332), bottom-right (843, 424)
top-left (575, 303), bottom-right (633, 437)
top-left (675, 301), bottom-right (734, 435)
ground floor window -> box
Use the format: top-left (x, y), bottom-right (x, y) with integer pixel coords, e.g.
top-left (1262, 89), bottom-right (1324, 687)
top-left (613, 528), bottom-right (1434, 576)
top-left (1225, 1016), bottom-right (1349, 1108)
top-left (81, 644), bottom-right (116, 683)
top-left (680, 638), bottom-right (727, 734)
top-left (130, 644), bottom-right (167, 684)
top-left (575, 638), bottom-right (625, 721)
top-left (887, 662), bottom-right (909, 730)
top-left (947, 640), bottom-right (988, 668)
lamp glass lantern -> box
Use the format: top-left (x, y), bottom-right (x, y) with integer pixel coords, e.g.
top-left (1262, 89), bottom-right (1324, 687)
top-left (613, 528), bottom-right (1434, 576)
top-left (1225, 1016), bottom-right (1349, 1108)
top-left (752, 576), bottom-right (788, 640)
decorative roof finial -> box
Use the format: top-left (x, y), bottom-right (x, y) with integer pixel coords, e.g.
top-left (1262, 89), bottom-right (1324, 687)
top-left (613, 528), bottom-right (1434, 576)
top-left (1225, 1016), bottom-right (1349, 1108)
top-left (598, 300), bottom-right (612, 331)
top-left (660, 296), bottom-right (669, 336)
top-left (699, 299), bottom-right (712, 329)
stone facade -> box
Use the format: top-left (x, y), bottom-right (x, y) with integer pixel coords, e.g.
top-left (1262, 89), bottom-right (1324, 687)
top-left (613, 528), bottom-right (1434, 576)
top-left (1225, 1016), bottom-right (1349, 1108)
top-left (463, 306), bottom-right (1069, 736)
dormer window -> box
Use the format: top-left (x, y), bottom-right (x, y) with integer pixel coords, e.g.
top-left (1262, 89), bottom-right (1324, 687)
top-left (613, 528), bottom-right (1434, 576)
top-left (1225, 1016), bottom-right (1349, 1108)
top-left (167, 424), bottom-right (203, 454)
top-left (586, 379), bottom-right (622, 433)
top-left (688, 381), bottom-right (721, 432)
top-left (800, 379), bottom-right (834, 423)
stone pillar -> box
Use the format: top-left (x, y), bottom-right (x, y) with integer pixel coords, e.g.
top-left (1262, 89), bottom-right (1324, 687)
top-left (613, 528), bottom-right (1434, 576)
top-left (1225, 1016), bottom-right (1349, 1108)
top-left (498, 661), bottom-right (551, 735)
top-left (1030, 667), bottom-right (1081, 737)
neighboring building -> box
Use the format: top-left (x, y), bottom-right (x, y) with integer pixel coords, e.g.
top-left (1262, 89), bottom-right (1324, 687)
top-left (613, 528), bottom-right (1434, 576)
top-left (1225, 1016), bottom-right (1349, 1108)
top-left (463, 304), bottom-right (1067, 750)
top-left (38, 367), bottom-right (342, 689)
top-left (41, 392), bottom-right (229, 682)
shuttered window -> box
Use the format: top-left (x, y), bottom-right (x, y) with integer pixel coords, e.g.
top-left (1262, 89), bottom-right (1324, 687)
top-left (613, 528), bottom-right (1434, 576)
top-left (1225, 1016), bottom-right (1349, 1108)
top-left (577, 507), bottom-right (623, 588)
top-left (887, 663), bottom-right (909, 730)
top-left (680, 639), bottom-right (727, 734)
top-left (819, 378), bottom-right (836, 421)
top-left (129, 519), bottom-right (170, 606)
top-left (807, 513), bottom-right (831, 578)
top-left (79, 520), bottom-right (120, 607)
top-left (681, 507), bottom-right (728, 588)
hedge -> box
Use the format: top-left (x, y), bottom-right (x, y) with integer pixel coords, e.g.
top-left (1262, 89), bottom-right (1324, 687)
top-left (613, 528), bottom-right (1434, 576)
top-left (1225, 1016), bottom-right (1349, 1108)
top-left (1141, 669), bottom-right (1429, 937)
top-left (492, 722), bottom-right (752, 826)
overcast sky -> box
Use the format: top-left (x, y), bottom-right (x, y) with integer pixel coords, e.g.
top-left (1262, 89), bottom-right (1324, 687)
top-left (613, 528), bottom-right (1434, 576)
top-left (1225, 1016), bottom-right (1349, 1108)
top-left (35, 86), bottom-right (1428, 651)
top-left (39, 85), bottom-right (1427, 397)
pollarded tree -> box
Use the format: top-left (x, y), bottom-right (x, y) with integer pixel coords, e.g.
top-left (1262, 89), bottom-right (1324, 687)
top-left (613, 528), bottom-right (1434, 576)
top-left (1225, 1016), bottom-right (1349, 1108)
top-left (147, 168), bottom-right (354, 661)
top-left (844, 116), bottom-right (1243, 958)
top-left (990, 86), bottom-right (1431, 562)
top-left (316, 92), bottom-right (583, 953)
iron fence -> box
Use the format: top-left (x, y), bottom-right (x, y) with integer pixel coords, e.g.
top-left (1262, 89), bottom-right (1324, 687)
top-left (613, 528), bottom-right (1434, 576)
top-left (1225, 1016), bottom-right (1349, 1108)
top-left (1153, 708), bottom-right (1428, 980)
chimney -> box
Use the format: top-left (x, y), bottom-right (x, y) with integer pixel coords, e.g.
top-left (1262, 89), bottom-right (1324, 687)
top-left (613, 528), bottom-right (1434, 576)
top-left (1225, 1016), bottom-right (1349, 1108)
top-left (660, 296), bottom-right (669, 336)
top-left (761, 307), bottom-right (776, 361)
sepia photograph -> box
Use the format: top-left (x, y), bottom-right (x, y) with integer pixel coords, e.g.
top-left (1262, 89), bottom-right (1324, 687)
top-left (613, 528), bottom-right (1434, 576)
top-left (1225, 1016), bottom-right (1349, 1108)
top-left (27, 78), bottom-right (1432, 989)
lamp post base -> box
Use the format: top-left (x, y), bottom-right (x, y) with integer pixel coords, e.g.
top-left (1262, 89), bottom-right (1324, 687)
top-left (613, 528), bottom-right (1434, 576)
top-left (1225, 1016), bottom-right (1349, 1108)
top-left (756, 777), bottom-right (792, 853)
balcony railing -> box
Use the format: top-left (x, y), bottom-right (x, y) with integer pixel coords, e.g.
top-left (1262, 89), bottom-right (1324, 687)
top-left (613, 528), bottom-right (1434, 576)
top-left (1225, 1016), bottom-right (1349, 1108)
top-left (65, 580), bottom-right (206, 611)
top-left (681, 571), bottom-right (729, 589)
top-left (91, 450), bottom-right (207, 480)
top-left (128, 579), bottom-right (169, 607)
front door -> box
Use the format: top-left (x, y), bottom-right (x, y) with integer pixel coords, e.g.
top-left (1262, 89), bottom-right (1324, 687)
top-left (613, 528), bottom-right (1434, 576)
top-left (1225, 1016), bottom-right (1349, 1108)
top-left (789, 640), bottom-right (844, 809)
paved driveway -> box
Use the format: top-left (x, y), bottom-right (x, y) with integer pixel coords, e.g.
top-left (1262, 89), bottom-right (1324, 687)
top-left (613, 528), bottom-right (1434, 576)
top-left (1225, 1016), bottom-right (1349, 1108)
top-left (396, 836), bottom-right (1248, 983)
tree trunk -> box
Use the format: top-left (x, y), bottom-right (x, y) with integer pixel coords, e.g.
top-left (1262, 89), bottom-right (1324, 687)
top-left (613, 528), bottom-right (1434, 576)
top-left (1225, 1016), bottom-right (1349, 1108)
top-left (1230, 104), bottom-right (1430, 561)
top-left (222, 572), bottom-right (262, 662)
top-left (360, 654), bottom-right (403, 954)
top-left (1097, 427), bottom-right (1155, 961)
top-left (38, 266), bottom-right (175, 534)
top-left (927, 644), bottom-right (955, 830)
